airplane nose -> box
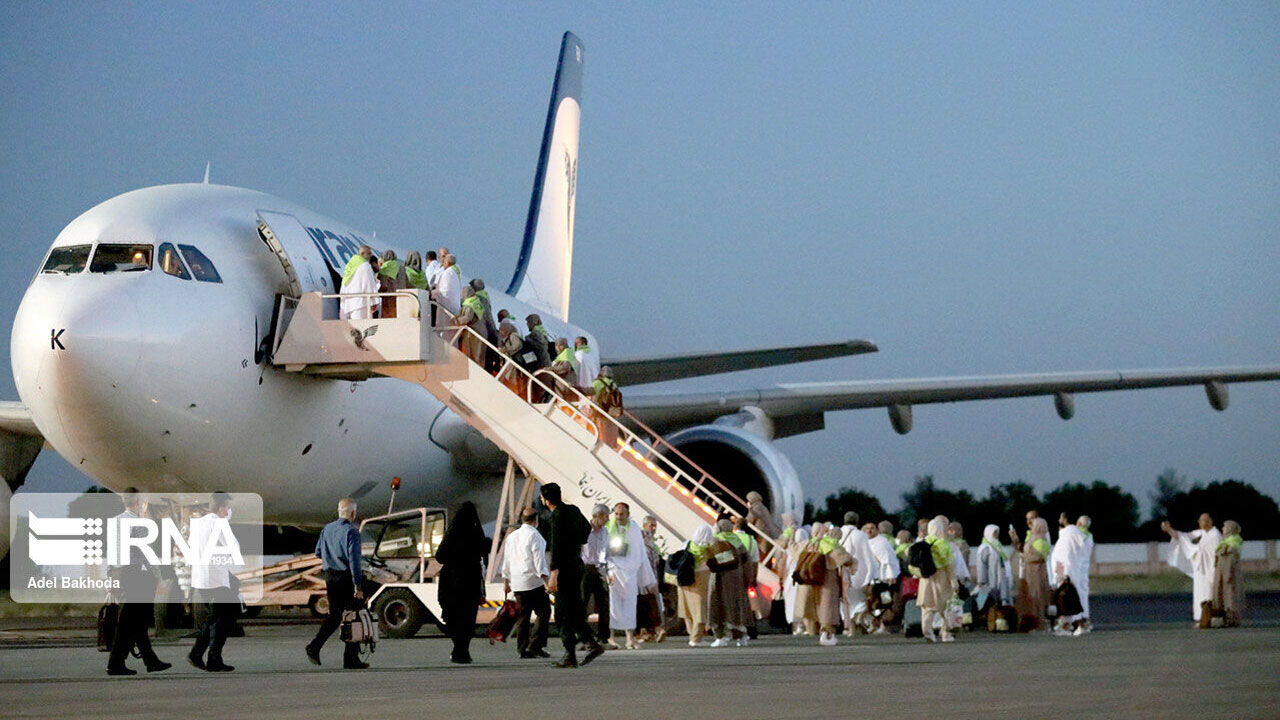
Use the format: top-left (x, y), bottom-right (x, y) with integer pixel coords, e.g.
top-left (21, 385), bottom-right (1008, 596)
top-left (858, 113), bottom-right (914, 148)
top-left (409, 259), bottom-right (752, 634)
top-left (11, 277), bottom-right (142, 457)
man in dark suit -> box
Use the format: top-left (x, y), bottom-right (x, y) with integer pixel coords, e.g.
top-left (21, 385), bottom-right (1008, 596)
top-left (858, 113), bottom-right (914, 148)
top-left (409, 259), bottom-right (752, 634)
top-left (541, 483), bottom-right (603, 668)
top-left (107, 488), bottom-right (171, 676)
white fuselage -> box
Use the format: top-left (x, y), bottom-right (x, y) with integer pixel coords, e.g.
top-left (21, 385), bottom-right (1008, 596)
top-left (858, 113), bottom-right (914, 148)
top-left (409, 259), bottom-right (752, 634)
top-left (11, 184), bottom-right (596, 525)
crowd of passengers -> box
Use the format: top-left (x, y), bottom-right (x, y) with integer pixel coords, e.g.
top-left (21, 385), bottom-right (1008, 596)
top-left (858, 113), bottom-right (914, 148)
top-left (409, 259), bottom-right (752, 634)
top-left (337, 244), bottom-right (623, 425)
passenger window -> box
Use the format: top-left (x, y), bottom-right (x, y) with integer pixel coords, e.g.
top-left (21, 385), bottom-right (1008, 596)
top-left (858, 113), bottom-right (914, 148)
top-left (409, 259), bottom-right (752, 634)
top-left (178, 244), bottom-right (223, 283)
top-left (40, 245), bottom-right (91, 274)
top-left (157, 243), bottom-right (190, 279)
top-left (89, 244), bottom-right (152, 273)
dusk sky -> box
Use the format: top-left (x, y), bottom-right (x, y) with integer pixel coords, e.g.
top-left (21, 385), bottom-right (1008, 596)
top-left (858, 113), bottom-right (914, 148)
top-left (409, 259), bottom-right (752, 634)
top-left (2, 3), bottom-right (1277, 517)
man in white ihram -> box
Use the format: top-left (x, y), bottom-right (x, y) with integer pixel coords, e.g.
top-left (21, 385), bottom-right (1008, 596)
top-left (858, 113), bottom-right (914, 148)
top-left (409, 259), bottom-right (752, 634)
top-left (605, 502), bottom-right (657, 650)
top-left (1050, 515), bottom-right (1094, 636)
top-left (430, 253), bottom-right (462, 319)
top-left (838, 511), bottom-right (874, 635)
top-left (339, 245), bottom-right (380, 320)
top-left (1162, 513), bottom-right (1221, 624)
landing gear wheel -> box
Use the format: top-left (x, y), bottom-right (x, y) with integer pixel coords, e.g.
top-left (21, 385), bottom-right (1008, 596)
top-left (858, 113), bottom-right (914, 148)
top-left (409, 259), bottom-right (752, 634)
top-left (374, 588), bottom-right (425, 639)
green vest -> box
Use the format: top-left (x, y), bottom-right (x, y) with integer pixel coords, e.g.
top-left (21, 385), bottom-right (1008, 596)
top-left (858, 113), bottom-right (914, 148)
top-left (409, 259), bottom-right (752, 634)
top-left (816, 535), bottom-right (839, 555)
top-left (688, 541), bottom-right (709, 565)
top-left (474, 288), bottom-right (490, 307)
top-left (554, 346), bottom-right (578, 371)
top-left (461, 295), bottom-right (485, 321)
top-left (341, 254), bottom-right (368, 287)
top-left (378, 259), bottom-right (401, 279)
top-left (1031, 538), bottom-right (1051, 557)
top-left (716, 531), bottom-right (744, 551)
top-left (925, 535), bottom-right (953, 568)
top-left (405, 265), bottom-right (428, 289)
top-left (1217, 534), bottom-right (1243, 555)
top-left (531, 325), bottom-right (550, 343)
top-left (592, 376), bottom-right (617, 394)
top-left (605, 518), bottom-right (629, 557)
top-left (733, 530), bottom-right (757, 557)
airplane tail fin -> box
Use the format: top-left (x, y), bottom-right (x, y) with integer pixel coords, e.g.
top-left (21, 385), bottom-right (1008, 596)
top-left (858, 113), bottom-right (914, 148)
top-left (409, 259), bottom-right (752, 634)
top-left (506, 31), bottom-right (583, 322)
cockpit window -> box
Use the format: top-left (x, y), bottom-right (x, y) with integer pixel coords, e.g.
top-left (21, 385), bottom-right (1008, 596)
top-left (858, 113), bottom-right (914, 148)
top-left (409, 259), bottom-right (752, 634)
top-left (177, 244), bottom-right (222, 283)
top-left (157, 243), bottom-right (190, 280)
top-left (90, 244), bottom-right (153, 273)
top-left (41, 245), bottom-right (91, 274)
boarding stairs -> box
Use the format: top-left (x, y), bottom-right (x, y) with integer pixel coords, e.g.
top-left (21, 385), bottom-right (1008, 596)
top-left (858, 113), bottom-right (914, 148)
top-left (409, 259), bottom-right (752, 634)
top-left (270, 290), bottom-right (776, 558)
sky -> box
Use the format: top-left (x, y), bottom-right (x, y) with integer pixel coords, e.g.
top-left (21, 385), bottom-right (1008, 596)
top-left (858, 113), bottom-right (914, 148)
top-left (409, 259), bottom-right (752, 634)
top-left (1, 2), bottom-right (1277, 518)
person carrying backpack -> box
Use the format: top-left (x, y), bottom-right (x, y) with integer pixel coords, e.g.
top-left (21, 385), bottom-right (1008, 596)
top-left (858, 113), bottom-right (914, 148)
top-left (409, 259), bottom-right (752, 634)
top-left (590, 366), bottom-right (623, 446)
top-left (677, 525), bottom-right (715, 645)
top-left (916, 515), bottom-right (958, 643)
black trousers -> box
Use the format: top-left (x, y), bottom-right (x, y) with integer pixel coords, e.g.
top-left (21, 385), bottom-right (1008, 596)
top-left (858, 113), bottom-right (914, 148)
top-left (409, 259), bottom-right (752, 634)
top-left (582, 565), bottom-right (610, 643)
top-left (308, 572), bottom-right (361, 664)
top-left (190, 588), bottom-right (236, 667)
top-left (514, 586), bottom-right (550, 655)
top-left (107, 603), bottom-right (161, 670)
top-left (555, 567), bottom-right (595, 658)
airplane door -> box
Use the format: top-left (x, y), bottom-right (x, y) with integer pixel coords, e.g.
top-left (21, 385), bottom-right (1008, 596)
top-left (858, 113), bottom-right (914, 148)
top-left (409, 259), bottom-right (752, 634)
top-left (256, 210), bottom-right (333, 297)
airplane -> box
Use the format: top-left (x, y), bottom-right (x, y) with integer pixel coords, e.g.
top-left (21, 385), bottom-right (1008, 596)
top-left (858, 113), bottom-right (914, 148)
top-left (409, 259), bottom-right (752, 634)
top-left (2, 31), bottom-right (1278, 558)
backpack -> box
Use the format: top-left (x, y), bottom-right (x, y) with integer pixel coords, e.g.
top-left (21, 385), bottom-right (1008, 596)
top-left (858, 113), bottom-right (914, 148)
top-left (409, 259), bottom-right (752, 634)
top-left (596, 384), bottom-right (624, 418)
top-left (665, 549), bottom-right (697, 587)
top-left (792, 549), bottom-right (827, 586)
top-left (705, 540), bottom-right (740, 573)
top-left (908, 540), bottom-right (937, 579)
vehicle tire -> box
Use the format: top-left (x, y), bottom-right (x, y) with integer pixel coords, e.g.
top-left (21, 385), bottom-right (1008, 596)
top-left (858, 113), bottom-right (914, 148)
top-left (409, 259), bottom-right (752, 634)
top-left (309, 594), bottom-right (330, 617)
top-left (375, 589), bottom-right (425, 639)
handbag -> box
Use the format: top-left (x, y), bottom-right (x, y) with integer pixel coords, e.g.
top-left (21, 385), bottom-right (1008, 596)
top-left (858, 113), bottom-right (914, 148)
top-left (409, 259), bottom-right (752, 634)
top-left (636, 591), bottom-right (662, 630)
top-left (487, 596), bottom-right (522, 643)
top-left (706, 540), bottom-right (740, 573)
top-left (341, 604), bottom-right (378, 652)
top-left (96, 602), bottom-right (120, 653)
top-left (1053, 577), bottom-right (1083, 618)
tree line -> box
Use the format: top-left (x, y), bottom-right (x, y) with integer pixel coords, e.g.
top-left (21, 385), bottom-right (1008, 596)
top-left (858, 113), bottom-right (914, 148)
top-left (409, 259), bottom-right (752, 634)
top-left (804, 469), bottom-right (1280, 545)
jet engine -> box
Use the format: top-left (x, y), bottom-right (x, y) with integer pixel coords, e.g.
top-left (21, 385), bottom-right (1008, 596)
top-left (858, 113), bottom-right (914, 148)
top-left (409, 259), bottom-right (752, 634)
top-left (661, 419), bottom-right (803, 521)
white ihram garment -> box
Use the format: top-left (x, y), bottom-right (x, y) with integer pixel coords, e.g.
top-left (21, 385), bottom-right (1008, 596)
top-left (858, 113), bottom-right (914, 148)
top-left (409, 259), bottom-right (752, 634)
top-left (339, 261), bottom-right (380, 320)
top-left (607, 520), bottom-right (657, 631)
top-left (1167, 527), bottom-right (1221, 621)
top-left (1051, 525), bottom-right (1093, 620)
top-left (840, 526), bottom-right (873, 617)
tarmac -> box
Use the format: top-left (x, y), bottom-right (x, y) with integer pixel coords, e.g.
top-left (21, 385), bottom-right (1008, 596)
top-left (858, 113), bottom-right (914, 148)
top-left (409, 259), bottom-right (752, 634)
top-left (1, 595), bottom-right (1278, 719)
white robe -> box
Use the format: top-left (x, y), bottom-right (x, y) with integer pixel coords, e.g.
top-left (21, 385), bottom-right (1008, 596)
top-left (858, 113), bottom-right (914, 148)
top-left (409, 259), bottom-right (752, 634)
top-left (839, 526), bottom-right (873, 615)
top-left (575, 347), bottom-right (600, 389)
top-left (1167, 527), bottom-right (1221, 621)
top-left (431, 266), bottom-right (462, 317)
top-left (607, 520), bottom-right (657, 631)
top-left (1051, 525), bottom-right (1094, 620)
top-left (867, 534), bottom-right (900, 582)
top-left (339, 261), bottom-right (380, 319)
top-left (783, 530), bottom-right (808, 624)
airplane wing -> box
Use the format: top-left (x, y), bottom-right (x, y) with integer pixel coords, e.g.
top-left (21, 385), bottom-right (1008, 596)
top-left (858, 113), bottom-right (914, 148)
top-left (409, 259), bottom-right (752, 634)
top-left (603, 340), bottom-right (878, 386)
top-left (625, 365), bottom-right (1280, 437)
top-left (0, 401), bottom-right (42, 438)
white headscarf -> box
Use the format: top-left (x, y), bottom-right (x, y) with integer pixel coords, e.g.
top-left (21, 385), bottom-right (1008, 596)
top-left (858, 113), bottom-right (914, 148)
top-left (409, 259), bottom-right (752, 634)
top-left (691, 524), bottom-right (715, 546)
top-left (983, 524), bottom-right (1000, 544)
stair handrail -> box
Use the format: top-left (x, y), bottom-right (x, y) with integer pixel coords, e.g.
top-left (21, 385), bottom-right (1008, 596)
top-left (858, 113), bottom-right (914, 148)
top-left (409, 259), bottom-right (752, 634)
top-left (423, 303), bottom-right (779, 539)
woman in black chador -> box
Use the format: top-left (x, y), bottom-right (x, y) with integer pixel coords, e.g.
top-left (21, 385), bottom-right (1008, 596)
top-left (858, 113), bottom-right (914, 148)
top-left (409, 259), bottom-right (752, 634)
top-left (435, 501), bottom-right (487, 663)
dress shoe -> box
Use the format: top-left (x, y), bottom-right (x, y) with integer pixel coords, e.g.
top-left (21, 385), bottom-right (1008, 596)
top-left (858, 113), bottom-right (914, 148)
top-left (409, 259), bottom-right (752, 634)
top-left (186, 653), bottom-right (206, 671)
top-left (343, 660), bottom-right (370, 669)
top-left (106, 666), bottom-right (137, 676)
top-left (579, 644), bottom-right (604, 666)
top-left (305, 645), bottom-right (322, 666)
top-left (553, 655), bottom-right (578, 668)
top-left (145, 660), bottom-right (172, 673)
top-left (206, 663), bottom-right (235, 672)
